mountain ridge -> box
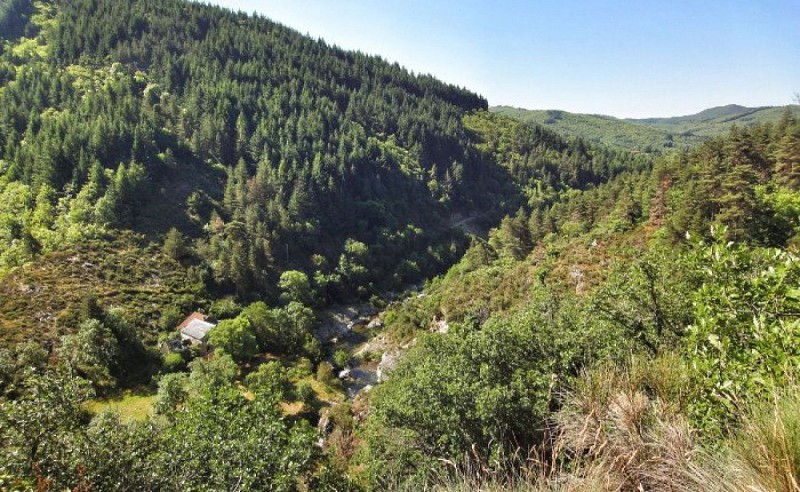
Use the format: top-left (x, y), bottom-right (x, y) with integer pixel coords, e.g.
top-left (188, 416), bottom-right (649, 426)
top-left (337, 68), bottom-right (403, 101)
top-left (492, 103), bottom-right (800, 151)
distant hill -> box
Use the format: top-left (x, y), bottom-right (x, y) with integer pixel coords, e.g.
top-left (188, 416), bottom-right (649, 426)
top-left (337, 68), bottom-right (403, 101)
top-left (492, 104), bottom-right (800, 152)
top-left (632, 104), bottom-right (759, 125)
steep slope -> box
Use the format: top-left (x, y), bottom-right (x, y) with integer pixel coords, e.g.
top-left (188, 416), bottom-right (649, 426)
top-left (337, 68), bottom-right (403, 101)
top-left (0, 232), bottom-right (201, 346)
top-left (356, 111), bottom-right (800, 488)
top-left (0, 0), bottom-right (512, 304)
top-left (0, 0), bottom-right (649, 347)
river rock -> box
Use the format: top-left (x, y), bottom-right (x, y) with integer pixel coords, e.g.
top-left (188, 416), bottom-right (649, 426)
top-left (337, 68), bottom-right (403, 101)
top-left (357, 303), bottom-right (380, 318)
top-left (432, 319), bottom-right (448, 333)
top-left (318, 407), bottom-right (333, 435)
top-left (377, 350), bottom-right (401, 382)
top-left (316, 306), bottom-right (360, 341)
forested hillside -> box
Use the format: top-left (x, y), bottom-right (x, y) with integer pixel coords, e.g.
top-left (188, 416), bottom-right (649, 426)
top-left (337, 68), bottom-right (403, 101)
top-left (0, 0), bottom-right (648, 347)
top-left (493, 103), bottom-right (800, 152)
top-left (0, 0), bottom-right (508, 307)
top-left (3, 0), bottom-right (800, 490)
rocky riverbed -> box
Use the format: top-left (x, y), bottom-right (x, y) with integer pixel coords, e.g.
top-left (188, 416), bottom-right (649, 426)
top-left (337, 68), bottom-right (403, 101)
top-left (315, 288), bottom-right (419, 400)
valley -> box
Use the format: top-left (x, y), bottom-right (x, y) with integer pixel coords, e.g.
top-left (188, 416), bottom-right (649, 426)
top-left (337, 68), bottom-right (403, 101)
top-left (1, 0), bottom-right (799, 490)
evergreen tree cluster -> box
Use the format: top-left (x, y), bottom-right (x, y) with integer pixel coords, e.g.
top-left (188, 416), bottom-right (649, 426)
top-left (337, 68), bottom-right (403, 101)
top-left (0, 0), bottom-right (645, 303)
top-left (0, 0), bottom-right (499, 299)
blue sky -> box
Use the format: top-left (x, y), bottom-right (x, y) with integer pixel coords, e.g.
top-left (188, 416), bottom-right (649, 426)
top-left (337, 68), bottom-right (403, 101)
top-left (207, 0), bottom-right (799, 118)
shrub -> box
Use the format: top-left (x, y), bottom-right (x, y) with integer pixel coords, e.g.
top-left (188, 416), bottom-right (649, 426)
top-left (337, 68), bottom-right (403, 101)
top-left (163, 352), bottom-right (185, 372)
top-left (685, 229), bottom-right (800, 431)
top-left (207, 316), bottom-right (258, 363)
top-left (294, 381), bottom-right (315, 404)
top-left (316, 361), bottom-right (338, 388)
top-left (332, 349), bottom-right (351, 370)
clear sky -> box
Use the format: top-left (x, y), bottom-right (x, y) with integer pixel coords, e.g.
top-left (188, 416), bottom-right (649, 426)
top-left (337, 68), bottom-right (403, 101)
top-left (206, 0), bottom-right (799, 118)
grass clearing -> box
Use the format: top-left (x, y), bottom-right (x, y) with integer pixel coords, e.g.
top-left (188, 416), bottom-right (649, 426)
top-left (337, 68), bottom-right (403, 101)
top-left (84, 390), bottom-right (157, 422)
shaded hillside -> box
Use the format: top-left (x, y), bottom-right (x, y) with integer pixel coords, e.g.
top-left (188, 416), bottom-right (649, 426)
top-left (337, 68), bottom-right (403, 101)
top-left (0, 0), bottom-right (515, 303)
top-left (493, 104), bottom-right (800, 152)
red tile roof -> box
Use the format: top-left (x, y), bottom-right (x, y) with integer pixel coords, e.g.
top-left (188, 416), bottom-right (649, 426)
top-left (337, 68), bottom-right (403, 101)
top-left (176, 312), bottom-right (207, 331)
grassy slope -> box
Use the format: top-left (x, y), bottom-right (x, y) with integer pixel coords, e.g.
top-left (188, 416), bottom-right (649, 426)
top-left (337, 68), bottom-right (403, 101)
top-left (492, 104), bottom-right (800, 152)
top-left (0, 232), bottom-right (203, 346)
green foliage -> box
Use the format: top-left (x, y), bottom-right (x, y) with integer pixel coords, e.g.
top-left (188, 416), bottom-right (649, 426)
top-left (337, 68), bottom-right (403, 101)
top-left (685, 228), bottom-right (800, 432)
top-left (162, 384), bottom-right (320, 491)
top-left (162, 351), bottom-right (185, 372)
top-left (294, 380), bottom-right (315, 405)
top-left (0, 371), bottom-right (95, 486)
top-left (59, 318), bottom-right (120, 389)
top-left (593, 249), bottom-right (695, 353)
top-left (208, 315), bottom-right (258, 363)
top-left (493, 104), bottom-right (800, 152)
top-left (208, 297), bottom-right (242, 319)
top-left (333, 348), bottom-right (352, 370)
top-left (162, 227), bottom-right (189, 261)
top-left (279, 270), bottom-right (314, 306)
top-left (186, 352), bottom-right (239, 393)
top-left (662, 119), bottom-right (800, 245)
top-left (1, 366), bottom-right (324, 490)
top-left (154, 371), bottom-right (188, 415)
top-left (0, 340), bottom-right (48, 395)
top-left (245, 361), bottom-right (290, 401)
top-left (364, 289), bottom-right (627, 484)
top-left (242, 300), bottom-right (318, 357)
top-left (316, 361), bottom-right (339, 388)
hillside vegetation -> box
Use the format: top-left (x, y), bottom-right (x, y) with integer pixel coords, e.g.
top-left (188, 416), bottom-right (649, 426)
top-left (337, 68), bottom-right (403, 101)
top-left (2, 0), bottom-right (800, 491)
top-left (0, 0), bottom-right (647, 348)
top-left (493, 103), bottom-right (800, 152)
top-left (0, 0), bottom-right (509, 305)
top-left (358, 107), bottom-right (800, 489)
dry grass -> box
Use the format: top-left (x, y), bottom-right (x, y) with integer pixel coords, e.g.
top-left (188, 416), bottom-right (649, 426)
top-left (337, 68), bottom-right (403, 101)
top-left (414, 358), bottom-right (800, 492)
top-left (553, 354), bottom-right (698, 492)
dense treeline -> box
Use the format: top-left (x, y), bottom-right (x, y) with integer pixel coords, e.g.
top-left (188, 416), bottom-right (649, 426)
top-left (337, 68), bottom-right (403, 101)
top-left (0, 0), bottom-right (641, 310)
top-left (0, 0), bottom-right (505, 301)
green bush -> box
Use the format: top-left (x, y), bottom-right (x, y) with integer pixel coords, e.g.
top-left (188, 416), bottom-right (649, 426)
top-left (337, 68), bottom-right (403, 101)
top-left (332, 349), bottom-right (351, 370)
top-left (316, 361), bottom-right (339, 388)
top-left (163, 352), bottom-right (185, 372)
top-left (685, 229), bottom-right (800, 432)
top-left (294, 381), bottom-right (315, 404)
